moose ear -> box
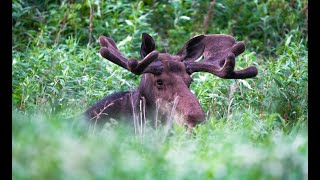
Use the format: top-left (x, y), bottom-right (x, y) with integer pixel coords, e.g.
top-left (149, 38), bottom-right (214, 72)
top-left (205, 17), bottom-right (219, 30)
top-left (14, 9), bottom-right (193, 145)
top-left (177, 35), bottom-right (205, 61)
top-left (140, 33), bottom-right (156, 58)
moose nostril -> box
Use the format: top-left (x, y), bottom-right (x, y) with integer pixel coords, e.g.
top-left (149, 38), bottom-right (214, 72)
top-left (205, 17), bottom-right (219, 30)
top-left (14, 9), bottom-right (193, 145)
top-left (157, 79), bottom-right (163, 85)
top-left (186, 112), bottom-right (205, 125)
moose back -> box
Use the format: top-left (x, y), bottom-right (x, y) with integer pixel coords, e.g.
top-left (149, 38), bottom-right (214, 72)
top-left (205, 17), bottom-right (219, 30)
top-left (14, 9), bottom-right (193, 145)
top-left (84, 33), bottom-right (258, 128)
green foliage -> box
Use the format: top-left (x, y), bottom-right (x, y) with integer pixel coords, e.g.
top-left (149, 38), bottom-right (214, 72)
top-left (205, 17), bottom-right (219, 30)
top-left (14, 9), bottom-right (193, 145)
top-left (12, 0), bottom-right (307, 179)
top-left (209, 0), bottom-right (308, 55)
top-left (12, 109), bottom-right (307, 179)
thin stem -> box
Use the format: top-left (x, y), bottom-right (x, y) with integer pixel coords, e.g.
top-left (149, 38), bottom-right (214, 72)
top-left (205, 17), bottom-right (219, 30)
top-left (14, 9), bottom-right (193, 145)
top-left (55, 7), bottom-right (68, 44)
top-left (203, 0), bottom-right (216, 34)
top-left (88, 3), bottom-right (94, 46)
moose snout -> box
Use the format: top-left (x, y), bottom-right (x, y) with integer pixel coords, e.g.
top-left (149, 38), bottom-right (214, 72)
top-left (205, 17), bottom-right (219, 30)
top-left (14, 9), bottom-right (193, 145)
top-left (175, 92), bottom-right (205, 127)
top-left (184, 109), bottom-right (205, 127)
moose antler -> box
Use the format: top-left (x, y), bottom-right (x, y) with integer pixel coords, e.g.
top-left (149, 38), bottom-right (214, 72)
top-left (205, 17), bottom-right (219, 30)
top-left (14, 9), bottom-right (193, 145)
top-left (99, 35), bottom-right (162, 75)
top-left (182, 34), bottom-right (258, 79)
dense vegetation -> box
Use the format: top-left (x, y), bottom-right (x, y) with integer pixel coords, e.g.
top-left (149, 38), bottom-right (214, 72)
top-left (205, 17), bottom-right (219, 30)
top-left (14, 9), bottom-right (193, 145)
top-left (12, 0), bottom-right (308, 179)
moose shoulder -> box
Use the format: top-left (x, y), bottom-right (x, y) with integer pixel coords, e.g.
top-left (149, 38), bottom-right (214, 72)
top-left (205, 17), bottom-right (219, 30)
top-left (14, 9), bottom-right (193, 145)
top-left (84, 33), bottom-right (258, 128)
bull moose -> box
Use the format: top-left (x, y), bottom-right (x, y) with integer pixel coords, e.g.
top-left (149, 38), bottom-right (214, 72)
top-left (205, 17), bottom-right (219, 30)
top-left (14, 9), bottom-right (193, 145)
top-left (84, 33), bottom-right (258, 129)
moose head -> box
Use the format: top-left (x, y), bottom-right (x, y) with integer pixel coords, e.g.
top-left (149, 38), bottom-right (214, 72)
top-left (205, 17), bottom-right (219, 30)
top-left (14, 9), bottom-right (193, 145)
top-left (85, 33), bottom-right (258, 129)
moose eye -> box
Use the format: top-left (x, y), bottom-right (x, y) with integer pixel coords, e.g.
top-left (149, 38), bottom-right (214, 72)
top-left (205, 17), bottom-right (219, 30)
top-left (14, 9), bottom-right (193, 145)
top-left (156, 79), bottom-right (163, 87)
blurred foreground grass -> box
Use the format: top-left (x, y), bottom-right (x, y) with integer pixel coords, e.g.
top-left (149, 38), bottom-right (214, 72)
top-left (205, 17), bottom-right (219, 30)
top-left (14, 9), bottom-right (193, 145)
top-left (12, 108), bottom-right (307, 180)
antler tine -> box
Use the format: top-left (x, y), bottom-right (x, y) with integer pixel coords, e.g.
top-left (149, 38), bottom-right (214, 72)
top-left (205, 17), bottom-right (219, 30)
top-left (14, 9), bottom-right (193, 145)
top-left (185, 35), bottom-right (258, 79)
top-left (99, 36), bottom-right (128, 69)
top-left (99, 36), bottom-right (161, 75)
top-left (128, 51), bottom-right (161, 75)
top-left (186, 52), bottom-right (258, 79)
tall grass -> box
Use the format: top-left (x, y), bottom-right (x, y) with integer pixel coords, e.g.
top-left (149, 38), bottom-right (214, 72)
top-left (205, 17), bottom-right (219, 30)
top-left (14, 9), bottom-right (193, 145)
top-left (12, 108), bottom-right (307, 179)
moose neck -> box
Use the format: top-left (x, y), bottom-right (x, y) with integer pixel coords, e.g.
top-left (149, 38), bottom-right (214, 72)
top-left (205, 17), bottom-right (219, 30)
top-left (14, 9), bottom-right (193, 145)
top-left (133, 74), bottom-right (158, 118)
